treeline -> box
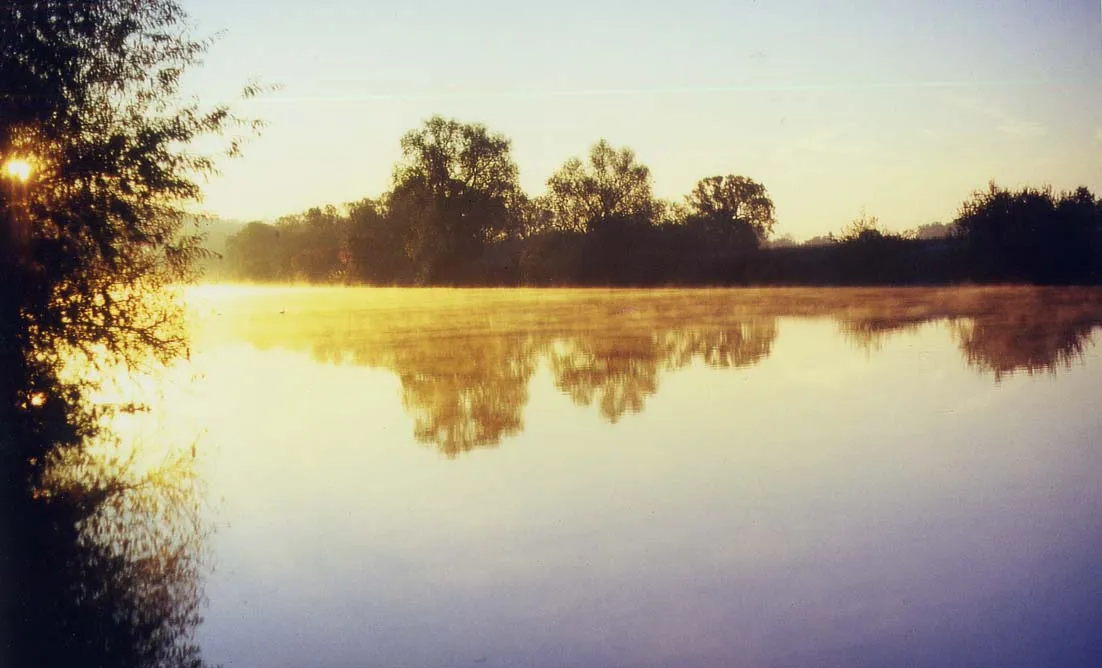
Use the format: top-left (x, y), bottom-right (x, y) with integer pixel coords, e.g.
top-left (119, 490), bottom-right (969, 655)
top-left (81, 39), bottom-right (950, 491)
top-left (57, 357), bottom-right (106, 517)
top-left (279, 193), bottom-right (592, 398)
top-left (222, 116), bottom-right (1102, 286)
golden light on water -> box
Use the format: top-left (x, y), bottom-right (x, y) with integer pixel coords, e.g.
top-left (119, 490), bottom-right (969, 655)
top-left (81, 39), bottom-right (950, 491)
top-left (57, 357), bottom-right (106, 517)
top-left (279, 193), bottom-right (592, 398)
top-left (4, 158), bottom-right (32, 182)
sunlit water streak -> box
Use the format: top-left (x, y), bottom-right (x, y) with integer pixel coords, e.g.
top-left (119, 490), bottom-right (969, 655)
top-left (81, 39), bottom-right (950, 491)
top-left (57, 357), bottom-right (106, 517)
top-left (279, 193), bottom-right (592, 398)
top-left (144, 287), bottom-right (1102, 668)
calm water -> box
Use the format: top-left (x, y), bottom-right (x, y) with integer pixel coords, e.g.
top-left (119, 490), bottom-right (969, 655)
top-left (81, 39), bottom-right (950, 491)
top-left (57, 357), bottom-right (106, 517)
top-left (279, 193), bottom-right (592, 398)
top-left (154, 287), bottom-right (1102, 667)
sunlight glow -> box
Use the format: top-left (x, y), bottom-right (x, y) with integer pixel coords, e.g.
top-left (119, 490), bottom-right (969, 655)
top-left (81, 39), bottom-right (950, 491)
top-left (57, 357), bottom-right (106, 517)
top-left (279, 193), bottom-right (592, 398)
top-left (4, 158), bottom-right (32, 183)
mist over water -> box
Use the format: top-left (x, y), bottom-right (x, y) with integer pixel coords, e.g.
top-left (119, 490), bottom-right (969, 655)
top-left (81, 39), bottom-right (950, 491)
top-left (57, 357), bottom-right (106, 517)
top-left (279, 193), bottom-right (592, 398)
top-left (163, 286), bottom-right (1102, 668)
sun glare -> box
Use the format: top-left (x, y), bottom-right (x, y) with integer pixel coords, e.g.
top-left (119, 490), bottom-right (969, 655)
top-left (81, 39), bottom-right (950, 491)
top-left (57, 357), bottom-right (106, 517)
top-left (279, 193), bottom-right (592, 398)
top-left (4, 158), bottom-right (32, 183)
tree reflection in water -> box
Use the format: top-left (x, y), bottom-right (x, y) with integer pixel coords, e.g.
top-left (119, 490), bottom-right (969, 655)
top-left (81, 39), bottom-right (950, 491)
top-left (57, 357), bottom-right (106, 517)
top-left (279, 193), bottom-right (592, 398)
top-left (200, 287), bottom-right (1102, 457)
top-left (551, 321), bottom-right (778, 422)
top-left (836, 288), bottom-right (1102, 380)
top-left (5, 389), bottom-right (210, 668)
top-left (397, 334), bottom-right (537, 456)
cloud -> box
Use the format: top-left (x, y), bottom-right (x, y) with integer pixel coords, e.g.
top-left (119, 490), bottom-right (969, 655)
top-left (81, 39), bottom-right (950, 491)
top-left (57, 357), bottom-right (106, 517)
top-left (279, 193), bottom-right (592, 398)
top-left (770, 125), bottom-right (868, 163)
top-left (943, 93), bottom-right (1047, 140)
top-left (1095, 127), bottom-right (1102, 144)
top-left (997, 121), bottom-right (1047, 138)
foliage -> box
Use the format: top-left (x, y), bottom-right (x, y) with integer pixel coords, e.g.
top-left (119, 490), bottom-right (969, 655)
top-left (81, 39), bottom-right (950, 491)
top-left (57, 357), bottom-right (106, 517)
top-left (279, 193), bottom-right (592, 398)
top-left (388, 116), bottom-right (524, 283)
top-left (908, 221), bottom-right (953, 240)
top-left (1, 0), bottom-right (258, 371)
top-left (214, 120), bottom-right (1100, 287)
top-left (953, 183), bottom-right (1102, 283)
top-left (766, 234), bottom-right (798, 249)
top-left (225, 221), bottom-right (284, 281)
top-left (544, 139), bottom-right (657, 233)
top-left (684, 175), bottom-right (776, 248)
top-left (839, 208), bottom-right (885, 242)
top-left (1, 1), bottom-right (251, 665)
top-left (346, 197), bottom-right (412, 284)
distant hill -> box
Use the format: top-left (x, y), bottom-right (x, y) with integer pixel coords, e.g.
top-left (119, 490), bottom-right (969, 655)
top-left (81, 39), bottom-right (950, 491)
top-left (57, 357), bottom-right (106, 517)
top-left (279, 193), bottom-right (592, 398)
top-left (182, 216), bottom-right (249, 281)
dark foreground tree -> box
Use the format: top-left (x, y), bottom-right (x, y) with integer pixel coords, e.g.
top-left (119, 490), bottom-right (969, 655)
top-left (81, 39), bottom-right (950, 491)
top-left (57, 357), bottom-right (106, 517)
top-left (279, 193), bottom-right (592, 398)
top-left (2, 1), bottom-right (253, 665)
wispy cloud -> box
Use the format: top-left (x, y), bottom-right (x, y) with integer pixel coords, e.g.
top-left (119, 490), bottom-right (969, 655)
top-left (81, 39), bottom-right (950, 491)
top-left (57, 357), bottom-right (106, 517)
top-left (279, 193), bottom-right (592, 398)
top-left (770, 125), bottom-right (868, 163)
top-left (997, 120), bottom-right (1048, 138)
top-left (1095, 127), bottom-right (1102, 144)
top-left (943, 94), bottom-right (1047, 139)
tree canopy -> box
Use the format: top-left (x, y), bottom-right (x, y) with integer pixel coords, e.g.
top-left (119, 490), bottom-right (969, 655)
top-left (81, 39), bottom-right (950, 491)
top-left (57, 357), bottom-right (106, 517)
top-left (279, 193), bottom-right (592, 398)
top-left (2, 2), bottom-right (251, 666)
top-left (214, 119), bottom-right (1100, 288)
top-left (954, 183), bottom-right (1102, 283)
top-left (545, 139), bottom-right (657, 233)
top-left (685, 175), bottom-right (776, 246)
top-left (389, 116), bottom-right (524, 283)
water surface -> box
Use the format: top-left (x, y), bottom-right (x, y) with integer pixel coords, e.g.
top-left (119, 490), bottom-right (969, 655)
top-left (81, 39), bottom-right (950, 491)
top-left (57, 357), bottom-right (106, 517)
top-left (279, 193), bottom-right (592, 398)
top-left (166, 287), bottom-right (1102, 668)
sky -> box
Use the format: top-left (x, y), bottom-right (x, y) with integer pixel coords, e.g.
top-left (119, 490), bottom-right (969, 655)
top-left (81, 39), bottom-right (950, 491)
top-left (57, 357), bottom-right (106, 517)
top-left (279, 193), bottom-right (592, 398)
top-left (179, 0), bottom-right (1102, 240)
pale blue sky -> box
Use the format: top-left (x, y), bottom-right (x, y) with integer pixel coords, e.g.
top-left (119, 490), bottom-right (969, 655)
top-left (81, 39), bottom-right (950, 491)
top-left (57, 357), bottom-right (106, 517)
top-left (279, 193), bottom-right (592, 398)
top-left (181, 0), bottom-right (1102, 239)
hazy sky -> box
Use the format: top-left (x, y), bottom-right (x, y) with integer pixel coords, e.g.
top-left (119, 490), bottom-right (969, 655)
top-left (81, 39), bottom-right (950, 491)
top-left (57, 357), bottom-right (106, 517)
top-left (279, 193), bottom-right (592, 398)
top-left (180, 0), bottom-right (1102, 239)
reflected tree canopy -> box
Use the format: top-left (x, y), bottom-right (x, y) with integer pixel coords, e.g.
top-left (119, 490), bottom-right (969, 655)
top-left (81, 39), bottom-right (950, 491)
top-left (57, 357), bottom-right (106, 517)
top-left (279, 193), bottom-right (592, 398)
top-left (948, 291), bottom-right (1102, 380)
top-left (197, 287), bottom-right (1102, 456)
top-left (550, 321), bottom-right (777, 423)
top-left (397, 335), bottom-right (536, 456)
top-left (834, 288), bottom-right (1102, 380)
top-left (4, 375), bottom-right (211, 667)
top-left (550, 334), bottom-right (661, 423)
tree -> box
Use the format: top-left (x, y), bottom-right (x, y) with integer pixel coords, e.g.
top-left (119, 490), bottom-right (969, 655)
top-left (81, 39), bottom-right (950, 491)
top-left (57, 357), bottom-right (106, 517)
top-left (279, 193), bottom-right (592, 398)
top-left (346, 197), bottom-right (413, 284)
top-left (767, 234), bottom-right (798, 249)
top-left (276, 205), bottom-right (349, 282)
top-left (226, 221), bottom-right (284, 280)
top-left (545, 139), bottom-right (657, 233)
top-left (954, 183), bottom-right (1101, 283)
top-left (682, 175), bottom-right (776, 253)
top-left (1, 2), bottom-right (253, 665)
top-left (389, 116), bottom-right (524, 283)
top-left (839, 208), bottom-right (884, 242)
top-left (909, 221), bottom-right (952, 240)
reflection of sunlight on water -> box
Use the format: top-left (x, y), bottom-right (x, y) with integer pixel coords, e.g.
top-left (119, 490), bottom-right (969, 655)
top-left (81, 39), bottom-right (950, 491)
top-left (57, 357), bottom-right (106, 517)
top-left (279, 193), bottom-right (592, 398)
top-left (176, 286), bottom-right (1102, 458)
top-left (153, 286), bottom-right (1102, 668)
top-left (52, 343), bottom-right (208, 487)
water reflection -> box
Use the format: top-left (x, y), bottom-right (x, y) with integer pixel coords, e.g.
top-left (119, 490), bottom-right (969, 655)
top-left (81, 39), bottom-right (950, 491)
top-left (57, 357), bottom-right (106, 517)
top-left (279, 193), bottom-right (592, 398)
top-left (5, 399), bottom-right (210, 668)
top-left (551, 322), bottom-right (777, 423)
top-left (840, 288), bottom-right (1102, 379)
top-left (398, 335), bottom-right (535, 455)
top-left (192, 287), bottom-right (1102, 455)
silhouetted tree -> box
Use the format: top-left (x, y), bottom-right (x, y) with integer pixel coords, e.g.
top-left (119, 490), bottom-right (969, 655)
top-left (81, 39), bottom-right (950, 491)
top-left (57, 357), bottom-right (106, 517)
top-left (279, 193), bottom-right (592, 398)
top-left (277, 205), bottom-right (349, 282)
top-left (838, 208), bottom-right (884, 242)
top-left (545, 139), bottom-right (657, 233)
top-left (803, 233), bottom-right (837, 247)
top-left (909, 221), bottom-right (953, 240)
top-left (225, 222), bottom-right (284, 280)
top-left (954, 183), bottom-right (1101, 284)
top-left (684, 175), bottom-right (776, 248)
top-left (2, 1), bottom-right (249, 664)
top-left (388, 116), bottom-right (524, 283)
top-left (766, 234), bottom-right (798, 249)
top-left (346, 197), bottom-right (413, 283)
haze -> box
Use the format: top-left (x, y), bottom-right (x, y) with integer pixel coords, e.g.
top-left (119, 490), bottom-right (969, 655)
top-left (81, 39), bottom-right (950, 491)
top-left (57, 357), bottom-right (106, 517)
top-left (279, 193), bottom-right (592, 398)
top-left (180, 0), bottom-right (1102, 240)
